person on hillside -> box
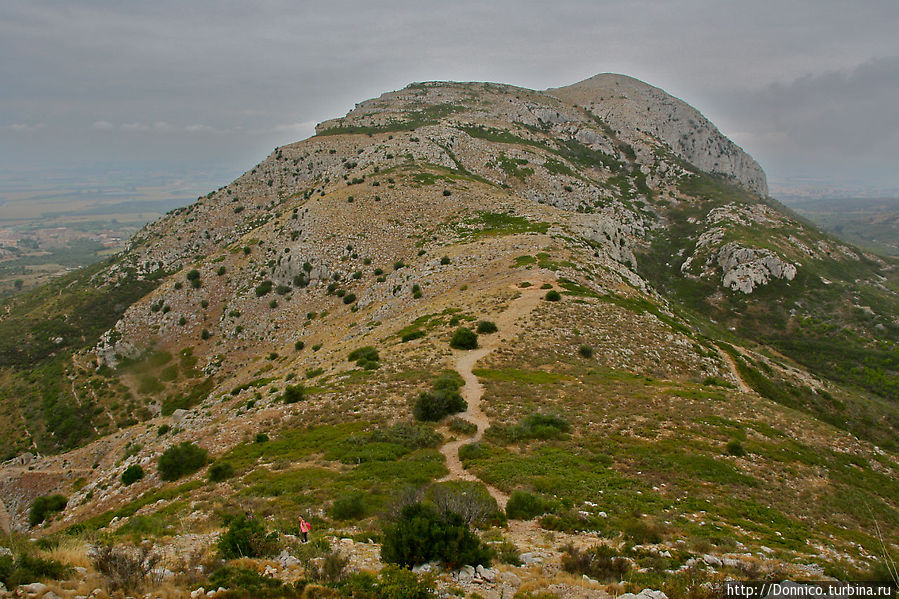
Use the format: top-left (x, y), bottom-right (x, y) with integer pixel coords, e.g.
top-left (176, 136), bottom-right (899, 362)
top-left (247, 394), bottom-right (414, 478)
top-left (298, 515), bottom-right (311, 543)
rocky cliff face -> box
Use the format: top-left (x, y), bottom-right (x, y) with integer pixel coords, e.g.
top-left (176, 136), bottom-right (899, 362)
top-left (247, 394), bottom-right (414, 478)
top-left (549, 73), bottom-right (768, 196)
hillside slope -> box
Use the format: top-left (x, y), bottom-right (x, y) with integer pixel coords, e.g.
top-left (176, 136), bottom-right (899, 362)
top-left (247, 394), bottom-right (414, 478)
top-left (0, 75), bottom-right (896, 596)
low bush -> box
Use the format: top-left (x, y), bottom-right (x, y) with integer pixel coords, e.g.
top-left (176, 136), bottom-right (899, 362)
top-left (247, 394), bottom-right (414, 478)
top-left (29, 493), bottom-right (67, 526)
top-left (450, 327), bottom-right (478, 350)
top-left (282, 384), bottom-right (305, 404)
top-left (578, 345), bottom-right (594, 358)
top-left (560, 543), bottom-right (630, 582)
top-left (343, 293), bottom-right (357, 304)
top-left (476, 320), bottom-right (498, 334)
top-left (208, 461), bottom-right (235, 482)
top-left (413, 389), bottom-right (466, 421)
top-left (218, 513), bottom-right (279, 559)
top-left (545, 290), bottom-right (562, 301)
top-left (505, 490), bottom-right (550, 520)
top-left (380, 502), bottom-right (492, 569)
top-left (0, 551), bottom-right (70, 589)
top-left (448, 417), bottom-right (477, 435)
top-left (726, 439), bottom-right (747, 456)
top-left (401, 330), bottom-right (426, 342)
top-left (157, 442), bottom-right (208, 481)
top-left (208, 565), bottom-right (296, 597)
top-left (254, 280), bottom-right (273, 296)
top-left (338, 566), bottom-right (436, 599)
top-left (348, 346), bottom-right (380, 369)
top-left (121, 465), bottom-right (144, 486)
top-left (91, 542), bottom-right (161, 593)
top-left (330, 492), bottom-right (367, 521)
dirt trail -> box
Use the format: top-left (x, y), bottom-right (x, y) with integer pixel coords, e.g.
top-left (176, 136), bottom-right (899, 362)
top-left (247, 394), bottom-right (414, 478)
top-left (716, 345), bottom-right (753, 393)
top-left (439, 281), bottom-right (551, 510)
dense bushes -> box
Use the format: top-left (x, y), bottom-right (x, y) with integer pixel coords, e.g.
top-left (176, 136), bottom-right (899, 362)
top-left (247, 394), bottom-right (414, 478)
top-left (157, 442), bottom-right (208, 481)
top-left (545, 289), bottom-right (562, 301)
top-left (121, 465), bottom-right (144, 486)
top-left (380, 503), bottom-right (492, 569)
top-left (208, 461), bottom-right (235, 482)
top-left (282, 384), bottom-right (305, 404)
top-left (330, 492), bottom-right (367, 520)
top-left (505, 490), bottom-right (550, 520)
top-left (449, 327), bottom-right (478, 349)
top-left (218, 513), bottom-right (279, 558)
top-left (0, 551), bottom-right (70, 589)
top-left (476, 320), bottom-right (498, 334)
top-left (491, 412), bottom-right (571, 442)
top-left (28, 493), bottom-right (67, 526)
top-left (348, 346), bottom-right (380, 369)
top-left (413, 371), bottom-right (466, 421)
top-left (560, 543), bottom-right (630, 582)
top-left (91, 543), bottom-right (161, 593)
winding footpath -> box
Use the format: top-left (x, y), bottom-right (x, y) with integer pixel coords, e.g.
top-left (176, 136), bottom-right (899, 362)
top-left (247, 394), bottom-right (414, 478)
top-left (438, 281), bottom-right (551, 510)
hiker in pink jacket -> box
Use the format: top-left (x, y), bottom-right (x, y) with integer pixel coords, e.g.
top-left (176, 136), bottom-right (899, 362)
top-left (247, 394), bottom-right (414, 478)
top-left (298, 515), bottom-right (311, 543)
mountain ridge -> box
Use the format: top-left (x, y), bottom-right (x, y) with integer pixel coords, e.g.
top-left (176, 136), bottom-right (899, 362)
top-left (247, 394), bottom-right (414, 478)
top-left (0, 73), bottom-right (895, 595)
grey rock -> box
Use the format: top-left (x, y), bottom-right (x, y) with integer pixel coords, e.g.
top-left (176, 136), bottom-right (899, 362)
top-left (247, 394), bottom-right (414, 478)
top-left (456, 564), bottom-right (476, 583)
top-left (18, 582), bottom-right (48, 595)
top-left (702, 554), bottom-right (722, 567)
top-left (43, 592), bottom-right (62, 599)
top-left (476, 564), bottom-right (495, 582)
top-left (172, 409), bottom-right (190, 424)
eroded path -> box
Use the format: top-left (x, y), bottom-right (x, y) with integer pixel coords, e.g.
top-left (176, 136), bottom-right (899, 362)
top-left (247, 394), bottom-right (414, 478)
top-left (439, 281), bottom-right (551, 509)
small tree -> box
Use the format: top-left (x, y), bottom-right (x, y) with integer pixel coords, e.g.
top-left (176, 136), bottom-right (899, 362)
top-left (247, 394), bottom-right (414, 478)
top-left (380, 503), bottom-right (492, 570)
top-left (476, 320), bottom-right (498, 334)
top-left (208, 462), bottom-right (235, 482)
top-left (157, 442), bottom-right (208, 481)
top-left (545, 290), bottom-right (562, 301)
top-left (282, 384), bottom-right (305, 404)
top-left (450, 327), bottom-right (478, 350)
top-left (28, 494), bottom-right (67, 526)
top-left (217, 514), bottom-right (278, 559)
top-left (121, 465), bottom-right (144, 486)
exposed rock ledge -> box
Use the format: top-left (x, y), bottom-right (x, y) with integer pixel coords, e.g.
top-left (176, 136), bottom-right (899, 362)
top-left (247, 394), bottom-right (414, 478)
top-left (717, 242), bottom-right (797, 294)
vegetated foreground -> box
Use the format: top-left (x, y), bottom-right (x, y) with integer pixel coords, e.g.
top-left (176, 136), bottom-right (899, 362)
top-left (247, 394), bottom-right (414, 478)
top-left (0, 74), bottom-right (896, 598)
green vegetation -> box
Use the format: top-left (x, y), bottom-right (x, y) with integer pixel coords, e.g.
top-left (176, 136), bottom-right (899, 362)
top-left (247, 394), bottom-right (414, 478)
top-left (121, 464), bottom-right (144, 485)
top-left (348, 346), bottom-right (380, 369)
top-left (476, 320), bottom-right (498, 334)
top-left (544, 289), bottom-right (561, 301)
top-left (282, 384), bottom-right (305, 404)
top-left (413, 371), bottom-right (467, 421)
top-left (157, 442), bottom-right (208, 481)
top-left (217, 513), bottom-right (279, 558)
top-left (0, 549), bottom-right (70, 590)
top-left (506, 490), bottom-right (550, 520)
top-left (28, 493), bottom-right (67, 526)
top-left (318, 102), bottom-right (465, 135)
top-left (380, 502), bottom-right (492, 569)
top-left (466, 211), bottom-right (549, 238)
top-left (209, 461), bottom-right (236, 482)
top-left (450, 327), bottom-right (478, 349)
top-left (561, 544), bottom-right (631, 583)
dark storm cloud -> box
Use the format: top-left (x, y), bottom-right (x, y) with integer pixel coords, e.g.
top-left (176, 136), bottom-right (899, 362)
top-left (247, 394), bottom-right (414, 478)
top-left (1, 1), bottom-right (898, 192)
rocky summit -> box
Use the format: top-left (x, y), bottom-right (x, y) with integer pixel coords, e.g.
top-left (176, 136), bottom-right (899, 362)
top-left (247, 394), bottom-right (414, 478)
top-left (0, 74), bottom-right (896, 598)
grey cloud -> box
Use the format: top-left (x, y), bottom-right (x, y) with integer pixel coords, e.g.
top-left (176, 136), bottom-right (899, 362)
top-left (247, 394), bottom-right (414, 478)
top-left (1, 0), bottom-right (898, 192)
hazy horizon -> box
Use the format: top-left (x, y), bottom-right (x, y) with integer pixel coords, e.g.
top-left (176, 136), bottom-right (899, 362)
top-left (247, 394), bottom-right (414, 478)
top-left (3, 1), bottom-right (899, 201)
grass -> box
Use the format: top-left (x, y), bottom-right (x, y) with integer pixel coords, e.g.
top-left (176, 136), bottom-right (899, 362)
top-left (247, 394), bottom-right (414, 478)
top-left (462, 211), bottom-right (549, 239)
top-left (473, 368), bottom-right (568, 384)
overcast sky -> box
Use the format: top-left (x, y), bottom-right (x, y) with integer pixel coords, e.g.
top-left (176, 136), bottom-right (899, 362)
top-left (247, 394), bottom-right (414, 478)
top-left (2, 0), bottom-right (899, 196)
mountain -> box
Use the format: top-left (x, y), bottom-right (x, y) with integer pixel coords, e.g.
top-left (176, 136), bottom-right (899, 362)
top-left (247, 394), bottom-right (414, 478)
top-left (0, 75), bottom-right (896, 595)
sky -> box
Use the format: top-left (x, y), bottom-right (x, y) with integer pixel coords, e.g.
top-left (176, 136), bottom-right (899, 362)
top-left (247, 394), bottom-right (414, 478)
top-left (2, 0), bottom-right (899, 198)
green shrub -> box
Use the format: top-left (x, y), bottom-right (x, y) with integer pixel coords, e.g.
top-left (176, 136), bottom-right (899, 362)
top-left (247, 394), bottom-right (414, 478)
top-left (186, 269), bottom-right (200, 281)
top-left (330, 492), bottom-right (367, 520)
top-left (255, 433), bottom-right (269, 443)
top-left (726, 439), bottom-right (747, 456)
top-left (208, 565), bottom-right (294, 596)
top-left (209, 461), bottom-right (235, 482)
top-left (393, 260), bottom-right (405, 270)
top-left (497, 540), bottom-right (522, 566)
top-left (157, 424), bottom-right (171, 436)
top-left (560, 543), bottom-right (630, 582)
top-left (505, 490), bottom-right (549, 520)
top-left (348, 346), bottom-right (380, 369)
top-left (578, 345), bottom-right (594, 358)
top-left (0, 552), bottom-right (70, 589)
top-left (545, 290), bottom-right (561, 301)
top-left (401, 330), bottom-right (426, 342)
top-left (121, 465), bottom-right (144, 486)
top-left (476, 320), bottom-right (498, 334)
top-left (255, 281), bottom-right (273, 296)
top-left (450, 327), bottom-right (478, 350)
top-left (448, 417), bottom-right (478, 435)
top-left (380, 503), bottom-right (492, 569)
top-left (515, 412), bottom-right (570, 439)
top-left (440, 256), bottom-right (451, 265)
top-left (367, 422), bottom-right (442, 449)
top-left (217, 513), bottom-right (279, 559)
top-left (343, 293), bottom-right (357, 304)
top-left (200, 328), bottom-right (211, 340)
top-left (294, 340), bottom-right (305, 350)
top-left (157, 442), bottom-right (208, 481)
top-left (413, 389), bottom-right (466, 421)
top-left (282, 384), bottom-right (305, 404)
top-left (28, 494), bottom-right (67, 526)
top-left (217, 266), bottom-right (226, 276)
